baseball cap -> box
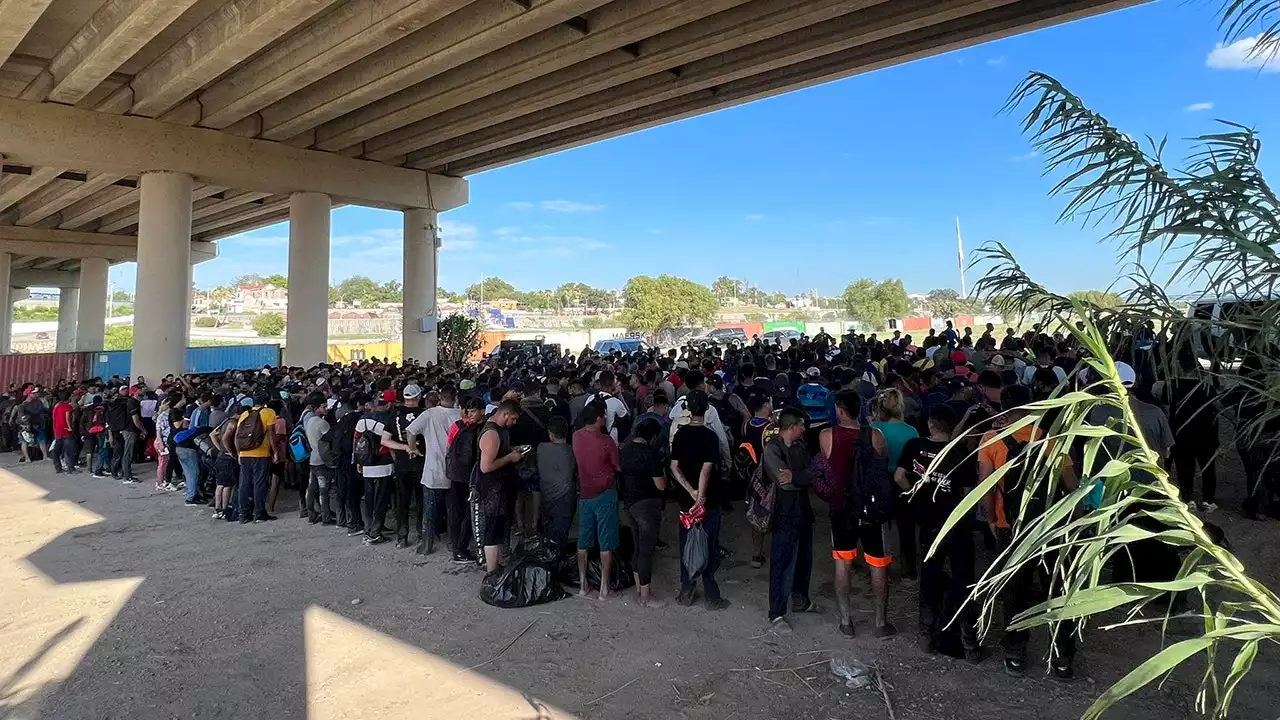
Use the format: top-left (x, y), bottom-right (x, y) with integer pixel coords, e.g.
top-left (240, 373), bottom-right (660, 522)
top-left (402, 383), bottom-right (423, 399)
top-left (239, 396), bottom-right (254, 407)
top-left (951, 351), bottom-right (967, 365)
top-left (675, 360), bottom-right (689, 370)
top-left (1115, 362), bottom-right (1136, 387)
top-left (805, 367), bottom-right (822, 378)
top-left (381, 389), bottom-right (398, 403)
top-left (989, 354), bottom-right (1007, 368)
top-left (459, 379), bottom-right (476, 390)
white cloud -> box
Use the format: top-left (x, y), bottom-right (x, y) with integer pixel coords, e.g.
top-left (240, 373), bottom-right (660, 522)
top-left (745, 213), bottom-right (765, 221)
top-left (987, 56), bottom-right (1006, 66)
top-left (1207, 36), bottom-right (1280, 72)
top-left (539, 200), bottom-right (604, 213)
top-left (1011, 150), bottom-right (1040, 163)
top-left (439, 220), bottom-right (478, 252)
top-left (493, 226), bottom-right (520, 237)
top-left (1185, 101), bottom-right (1215, 112)
top-left (507, 201), bottom-right (534, 210)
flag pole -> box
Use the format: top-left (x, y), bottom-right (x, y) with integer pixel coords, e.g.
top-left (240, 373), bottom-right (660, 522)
top-left (956, 217), bottom-right (967, 298)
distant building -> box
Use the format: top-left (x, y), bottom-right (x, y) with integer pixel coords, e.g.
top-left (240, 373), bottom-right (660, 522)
top-left (236, 283), bottom-right (287, 312)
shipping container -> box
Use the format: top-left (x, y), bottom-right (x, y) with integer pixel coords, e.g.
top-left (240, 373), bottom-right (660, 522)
top-left (763, 320), bottom-right (804, 333)
top-left (902, 316), bottom-right (932, 332)
top-left (953, 315), bottom-right (975, 329)
top-left (715, 321), bottom-right (764, 339)
top-left (328, 342), bottom-right (403, 364)
top-left (0, 352), bottom-right (87, 390)
top-left (87, 345), bottom-right (281, 380)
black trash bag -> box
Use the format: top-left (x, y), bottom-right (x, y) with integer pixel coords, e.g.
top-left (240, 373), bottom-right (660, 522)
top-left (479, 559), bottom-right (568, 608)
top-left (555, 551), bottom-right (637, 591)
top-left (512, 534), bottom-right (563, 565)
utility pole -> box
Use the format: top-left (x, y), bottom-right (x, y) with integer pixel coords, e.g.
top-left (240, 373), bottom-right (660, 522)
top-left (956, 216), bottom-right (967, 298)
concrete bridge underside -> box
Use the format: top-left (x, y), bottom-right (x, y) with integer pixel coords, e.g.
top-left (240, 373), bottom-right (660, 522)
top-left (0, 0), bottom-right (1143, 375)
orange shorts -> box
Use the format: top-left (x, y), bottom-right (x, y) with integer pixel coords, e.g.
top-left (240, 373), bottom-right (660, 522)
top-left (830, 512), bottom-right (891, 567)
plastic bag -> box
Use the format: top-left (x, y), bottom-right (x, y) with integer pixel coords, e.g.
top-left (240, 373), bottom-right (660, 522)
top-left (556, 553), bottom-right (636, 591)
top-left (829, 657), bottom-right (873, 690)
top-left (479, 560), bottom-right (568, 608)
top-left (513, 534), bottom-right (563, 565)
top-left (682, 523), bottom-right (708, 577)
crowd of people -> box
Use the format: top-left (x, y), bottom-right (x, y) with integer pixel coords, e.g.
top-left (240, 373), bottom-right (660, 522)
top-left (2, 317), bottom-right (1272, 684)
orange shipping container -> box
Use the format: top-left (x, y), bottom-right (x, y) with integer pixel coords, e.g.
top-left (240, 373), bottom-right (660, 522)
top-left (0, 352), bottom-right (87, 389)
top-left (473, 331), bottom-right (505, 361)
top-left (954, 315), bottom-right (975, 329)
top-left (902, 316), bottom-right (932, 332)
top-left (715, 322), bottom-right (764, 339)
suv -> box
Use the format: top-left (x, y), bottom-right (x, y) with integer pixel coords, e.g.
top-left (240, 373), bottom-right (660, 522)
top-left (690, 327), bottom-right (748, 348)
top-left (594, 338), bottom-right (650, 354)
top-left (761, 328), bottom-right (803, 345)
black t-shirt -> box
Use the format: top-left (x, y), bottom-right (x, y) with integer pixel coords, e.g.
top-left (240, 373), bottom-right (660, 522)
top-left (670, 424), bottom-right (721, 510)
top-left (618, 440), bottom-right (663, 506)
top-left (387, 405), bottom-right (425, 473)
top-left (21, 398), bottom-right (48, 427)
top-left (106, 398), bottom-right (130, 431)
top-left (897, 437), bottom-right (969, 530)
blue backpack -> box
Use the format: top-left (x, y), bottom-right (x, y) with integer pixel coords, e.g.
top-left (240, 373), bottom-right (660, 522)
top-left (796, 383), bottom-right (834, 425)
top-left (288, 410), bottom-right (313, 463)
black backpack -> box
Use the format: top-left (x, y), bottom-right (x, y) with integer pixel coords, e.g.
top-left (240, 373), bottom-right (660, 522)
top-left (846, 427), bottom-right (895, 525)
top-left (1000, 435), bottom-right (1045, 526)
top-left (445, 420), bottom-right (480, 486)
top-left (352, 420), bottom-right (385, 468)
top-left (335, 410), bottom-right (362, 460)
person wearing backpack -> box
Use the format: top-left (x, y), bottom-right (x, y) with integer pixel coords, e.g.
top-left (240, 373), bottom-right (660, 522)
top-left (378, 385), bottom-right (426, 549)
top-left (819, 390), bottom-right (893, 639)
top-left (354, 390), bottom-right (396, 545)
top-left (444, 395), bottom-right (485, 563)
top-left (234, 391), bottom-right (279, 523)
top-left (334, 393), bottom-right (366, 532)
top-left (978, 384), bottom-right (1079, 681)
top-left (405, 384), bottom-right (461, 555)
top-left (82, 394), bottom-right (107, 477)
top-left (301, 391), bottom-right (337, 525)
top-left (761, 408), bottom-right (818, 633)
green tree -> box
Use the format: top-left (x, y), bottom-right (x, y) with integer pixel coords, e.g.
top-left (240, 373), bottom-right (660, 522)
top-left (111, 290), bottom-right (131, 303)
top-left (522, 289), bottom-right (556, 310)
top-left (580, 316), bottom-right (607, 329)
top-left (745, 311), bottom-right (766, 322)
top-left (711, 276), bottom-right (740, 303)
top-left (252, 312), bottom-right (285, 337)
top-left (1067, 289), bottom-right (1122, 309)
top-left (194, 316), bottom-right (218, 328)
top-left (104, 324), bottom-right (133, 350)
top-left (331, 275), bottom-right (383, 305)
top-left (841, 278), bottom-right (910, 329)
top-left (466, 276), bottom-right (518, 301)
top-left (583, 287), bottom-right (615, 311)
top-left (553, 282), bottom-right (590, 309)
top-left (263, 273), bottom-right (288, 288)
top-left (618, 275), bottom-right (716, 333)
top-left (763, 291), bottom-right (787, 307)
top-left (438, 312), bottom-right (482, 367)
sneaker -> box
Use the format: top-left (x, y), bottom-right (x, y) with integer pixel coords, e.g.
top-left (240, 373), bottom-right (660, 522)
top-left (364, 535), bottom-right (388, 546)
top-left (255, 514), bottom-right (277, 522)
top-left (793, 597), bottom-right (821, 614)
top-left (394, 538), bottom-right (409, 549)
top-left (225, 512), bottom-right (237, 523)
top-left (125, 477), bottom-right (142, 484)
top-left (92, 472), bottom-right (107, 479)
top-left (1004, 658), bottom-right (1027, 678)
top-left (321, 518), bottom-right (337, 526)
top-left (1187, 501), bottom-right (1199, 513)
top-left (839, 622), bottom-right (855, 638)
top-left (240, 516), bottom-right (252, 525)
top-left (1199, 501), bottom-right (1219, 513)
top-left (676, 587), bottom-right (695, 607)
top-left (213, 511), bottom-right (224, 520)
top-left (750, 555), bottom-right (765, 569)
top-left (347, 527), bottom-right (366, 537)
top-left (184, 499), bottom-right (202, 506)
top-left (1050, 659), bottom-right (1076, 682)
top-left (450, 552), bottom-right (472, 564)
top-left (705, 597), bottom-right (730, 611)
top-left (873, 622), bottom-right (898, 639)
top-left (308, 515), bottom-right (321, 525)
top-left (769, 616), bottom-right (793, 634)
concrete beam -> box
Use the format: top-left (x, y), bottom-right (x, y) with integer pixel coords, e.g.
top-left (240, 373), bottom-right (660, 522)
top-left (11, 269), bottom-right (79, 288)
top-left (122, 0), bottom-right (345, 118)
top-left (408, 0), bottom-right (992, 167)
top-left (0, 0), bottom-right (56, 69)
top-left (16, 172), bottom-right (127, 226)
top-left (441, 0), bottom-right (1141, 174)
top-left (192, 0), bottom-right (477, 130)
top-left (39, 0), bottom-right (203, 105)
top-left (0, 168), bottom-right (61, 214)
top-left (197, 208), bottom-right (296, 243)
top-left (315, 0), bottom-right (741, 151)
top-left (0, 225), bottom-right (137, 261)
top-left (0, 98), bottom-right (467, 210)
top-left (375, 0), bottom-right (892, 160)
top-left (97, 184), bottom-right (229, 233)
top-left (257, 0), bottom-right (612, 141)
top-left (191, 197), bottom-right (292, 237)
top-left (58, 186), bottom-right (137, 230)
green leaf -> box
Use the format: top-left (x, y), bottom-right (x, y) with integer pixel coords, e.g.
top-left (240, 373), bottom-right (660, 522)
top-left (1218, 640), bottom-right (1258, 717)
top-left (1084, 638), bottom-right (1214, 719)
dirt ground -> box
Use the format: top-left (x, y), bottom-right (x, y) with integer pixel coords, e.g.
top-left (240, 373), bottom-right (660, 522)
top-left (1, 427), bottom-right (1277, 720)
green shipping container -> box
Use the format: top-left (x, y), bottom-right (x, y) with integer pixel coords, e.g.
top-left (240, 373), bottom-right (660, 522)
top-left (764, 320), bottom-right (804, 333)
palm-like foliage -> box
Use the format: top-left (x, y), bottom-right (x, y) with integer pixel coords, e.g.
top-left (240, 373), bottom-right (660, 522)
top-left (924, 4), bottom-right (1280, 717)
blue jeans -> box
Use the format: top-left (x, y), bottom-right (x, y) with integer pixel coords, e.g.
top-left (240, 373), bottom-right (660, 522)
top-left (679, 507), bottom-right (722, 601)
top-left (96, 436), bottom-right (111, 474)
top-left (237, 457), bottom-right (271, 519)
top-left (769, 511), bottom-right (813, 620)
top-left (177, 447), bottom-right (202, 501)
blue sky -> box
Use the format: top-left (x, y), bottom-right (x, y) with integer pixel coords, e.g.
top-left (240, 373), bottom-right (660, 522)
top-left (109, 0), bottom-right (1278, 298)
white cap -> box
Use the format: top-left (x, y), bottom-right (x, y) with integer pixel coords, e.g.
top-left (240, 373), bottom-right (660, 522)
top-left (402, 383), bottom-right (423, 399)
top-left (675, 361), bottom-right (689, 370)
top-left (1115, 361), bottom-right (1136, 387)
top-left (805, 366), bottom-right (822, 378)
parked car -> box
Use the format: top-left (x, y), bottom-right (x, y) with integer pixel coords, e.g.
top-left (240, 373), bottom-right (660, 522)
top-left (689, 327), bottom-right (748, 347)
top-left (761, 329), bottom-right (802, 345)
top-left (594, 338), bottom-right (650, 354)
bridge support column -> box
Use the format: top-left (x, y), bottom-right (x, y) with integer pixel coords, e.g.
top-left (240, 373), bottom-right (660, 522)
top-left (285, 192), bottom-right (331, 367)
top-left (402, 208), bottom-right (438, 365)
top-left (56, 288), bottom-right (79, 352)
top-left (132, 171), bottom-right (192, 381)
top-left (77, 257), bottom-right (108, 352)
top-left (0, 252), bottom-right (11, 355)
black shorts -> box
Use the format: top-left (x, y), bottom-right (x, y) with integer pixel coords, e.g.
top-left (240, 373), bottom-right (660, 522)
top-left (481, 513), bottom-right (508, 547)
top-left (215, 456), bottom-right (239, 487)
top-left (830, 512), bottom-right (891, 567)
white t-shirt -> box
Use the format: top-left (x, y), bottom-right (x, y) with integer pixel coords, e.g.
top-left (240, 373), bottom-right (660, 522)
top-left (353, 417), bottom-right (392, 477)
top-left (406, 404), bottom-right (461, 490)
top-left (588, 391), bottom-right (629, 443)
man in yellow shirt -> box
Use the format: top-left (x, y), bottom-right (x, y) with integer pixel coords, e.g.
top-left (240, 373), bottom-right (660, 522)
top-left (234, 392), bottom-right (279, 523)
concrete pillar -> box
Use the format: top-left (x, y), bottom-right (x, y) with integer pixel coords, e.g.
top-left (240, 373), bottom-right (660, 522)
top-left (77, 257), bottom-right (109, 352)
top-left (285, 192), bottom-right (331, 367)
top-left (0, 252), bottom-right (11, 355)
top-left (402, 208), bottom-right (439, 365)
top-left (56, 287), bottom-right (79, 352)
top-left (132, 172), bottom-right (192, 381)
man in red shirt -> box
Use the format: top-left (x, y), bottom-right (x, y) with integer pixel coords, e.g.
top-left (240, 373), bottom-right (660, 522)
top-left (572, 404), bottom-right (621, 599)
top-left (51, 390), bottom-right (80, 474)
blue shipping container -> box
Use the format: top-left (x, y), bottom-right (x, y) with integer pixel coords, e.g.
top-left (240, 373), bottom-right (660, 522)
top-left (88, 344), bottom-right (281, 380)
